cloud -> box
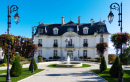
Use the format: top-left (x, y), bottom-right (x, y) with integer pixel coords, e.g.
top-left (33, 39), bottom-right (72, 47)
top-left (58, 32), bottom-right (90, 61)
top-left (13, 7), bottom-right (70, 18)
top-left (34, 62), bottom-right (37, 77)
top-left (108, 43), bottom-right (116, 54)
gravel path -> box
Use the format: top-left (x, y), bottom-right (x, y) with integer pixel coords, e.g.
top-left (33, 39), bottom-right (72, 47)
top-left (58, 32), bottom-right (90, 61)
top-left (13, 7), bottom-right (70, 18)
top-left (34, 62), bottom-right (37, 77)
top-left (18, 61), bottom-right (107, 82)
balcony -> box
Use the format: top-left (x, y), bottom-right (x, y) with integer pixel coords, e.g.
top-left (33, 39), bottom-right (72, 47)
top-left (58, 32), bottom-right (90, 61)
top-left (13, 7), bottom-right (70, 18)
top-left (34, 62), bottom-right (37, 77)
top-left (38, 43), bottom-right (42, 47)
top-left (66, 44), bottom-right (74, 48)
top-left (83, 43), bottom-right (88, 47)
top-left (53, 44), bottom-right (58, 47)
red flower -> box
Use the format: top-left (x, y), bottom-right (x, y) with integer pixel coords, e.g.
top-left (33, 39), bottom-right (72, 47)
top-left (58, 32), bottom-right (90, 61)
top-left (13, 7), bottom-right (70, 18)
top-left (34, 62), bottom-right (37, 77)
top-left (119, 36), bottom-right (121, 38)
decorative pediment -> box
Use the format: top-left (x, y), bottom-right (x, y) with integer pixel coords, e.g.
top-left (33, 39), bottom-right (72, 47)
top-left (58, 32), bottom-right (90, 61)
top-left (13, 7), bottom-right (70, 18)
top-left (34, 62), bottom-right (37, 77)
top-left (63, 32), bottom-right (78, 37)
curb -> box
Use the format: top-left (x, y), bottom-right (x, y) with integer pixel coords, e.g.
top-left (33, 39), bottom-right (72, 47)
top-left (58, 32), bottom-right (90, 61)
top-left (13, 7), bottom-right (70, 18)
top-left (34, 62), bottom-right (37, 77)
top-left (90, 70), bottom-right (108, 82)
top-left (18, 70), bottom-right (44, 82)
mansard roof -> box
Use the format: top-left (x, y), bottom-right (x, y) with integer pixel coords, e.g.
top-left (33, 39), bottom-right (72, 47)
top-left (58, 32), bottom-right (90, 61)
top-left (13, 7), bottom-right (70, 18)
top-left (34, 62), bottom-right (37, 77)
top-left (35, 21), bottom-right (109, 36)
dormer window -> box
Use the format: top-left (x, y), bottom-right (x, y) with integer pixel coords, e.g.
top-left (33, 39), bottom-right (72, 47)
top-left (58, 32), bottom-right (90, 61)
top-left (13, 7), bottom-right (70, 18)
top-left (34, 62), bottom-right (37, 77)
top-left (67, 28), bottom-right (74, 32)
top-left (53, 27), bottom-right (58, 35)
top-left (83, 27), bottom-right (89, 34)
top-left (38, 28), bottom-right (43, 33)
top-left (99, 27), bottom-right (105, 32)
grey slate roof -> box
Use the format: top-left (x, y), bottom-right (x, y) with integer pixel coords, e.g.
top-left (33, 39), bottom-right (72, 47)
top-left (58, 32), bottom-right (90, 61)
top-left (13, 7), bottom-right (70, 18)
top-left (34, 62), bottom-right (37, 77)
top-left (35, 21), bottom-right (109, 36)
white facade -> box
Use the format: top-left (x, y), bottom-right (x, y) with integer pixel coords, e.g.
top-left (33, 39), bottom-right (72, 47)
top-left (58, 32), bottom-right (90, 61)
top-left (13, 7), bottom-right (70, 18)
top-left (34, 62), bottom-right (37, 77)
top-left (0, 47), bottom-right (4, 61)
top-left (34, 32), bottom-right (109, 62)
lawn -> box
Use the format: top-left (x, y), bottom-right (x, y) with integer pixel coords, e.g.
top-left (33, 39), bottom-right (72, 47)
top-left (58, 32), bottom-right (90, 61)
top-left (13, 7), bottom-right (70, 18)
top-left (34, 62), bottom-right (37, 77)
top-left (0, 68), bottom-right (44, 82)
top-left (47, 64), bottom-right (91, 68)
top-left (91, 68), bottom-right (130, 82)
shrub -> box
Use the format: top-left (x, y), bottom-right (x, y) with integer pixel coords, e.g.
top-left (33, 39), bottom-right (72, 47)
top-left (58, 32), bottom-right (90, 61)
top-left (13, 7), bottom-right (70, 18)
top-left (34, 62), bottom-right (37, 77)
top-left (10, 57), bottom-right (22, 77)
top-left (95, 57), bottom-right (101, 62)
top-left (29, 57), bottom-right (38, 71)
top-left (109, 56), bottom-right (124, 78)
top-left (119, 53), bottom-right (128, 65)
top-left (49, 57), bottom-right (53, 59)
top-left (108, 54), bottom-right (116, 62)
top-left (20, 57), bottom-right (26, 61)
top-left (53, 56), bottom-right (61, 59)
top-left (87, 57), bottom-right (92, 59)
top-left (38, 57), bottom-right (43, 62)
top-left (100, 56), bottom-right (107, 71)
top-left (43, 57), bottom-right (46, 60)
top-left (3, 55), bottom-right (7, 63)
top-left (10, 55), bottom-right (16, 65)
top-left (79, 56), bottom-right (83, 59)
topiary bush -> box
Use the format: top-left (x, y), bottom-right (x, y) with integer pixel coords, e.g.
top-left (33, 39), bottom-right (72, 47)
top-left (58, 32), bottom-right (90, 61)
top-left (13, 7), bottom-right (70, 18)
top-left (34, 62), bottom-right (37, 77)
top-left (109, 56), bottom-right (124, 78)
top-left (100, 56), bottom-right (107, 71)
top-left (29, 57), bottom-right (38, 71)
top-left (38, 57), bottom-right (43, 62)
top-left (3, 55), bottom-right (7, 63)
top-left (95, 57), bottom-right (101, 62)
top-left (10, 57), bottom-right (22, 77)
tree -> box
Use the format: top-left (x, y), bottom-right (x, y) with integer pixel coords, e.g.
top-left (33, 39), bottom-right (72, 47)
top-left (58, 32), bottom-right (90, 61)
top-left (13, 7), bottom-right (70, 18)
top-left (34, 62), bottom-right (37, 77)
top-left (10, 57), bottom-right (22, 77)
top-left (109, 56), bottom-right (124, 78)
top-left (0, 34), bottom-right (19, 58)
top-left (108, 54), bottom-right (116, 62)
top-left (29, 57), bottom-right (38, 71)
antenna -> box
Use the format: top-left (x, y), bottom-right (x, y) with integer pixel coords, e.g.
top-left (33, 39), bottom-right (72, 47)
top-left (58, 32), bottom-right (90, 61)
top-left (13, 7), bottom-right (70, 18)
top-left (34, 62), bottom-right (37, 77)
top-left (70, 11), bottom-right (72, 21)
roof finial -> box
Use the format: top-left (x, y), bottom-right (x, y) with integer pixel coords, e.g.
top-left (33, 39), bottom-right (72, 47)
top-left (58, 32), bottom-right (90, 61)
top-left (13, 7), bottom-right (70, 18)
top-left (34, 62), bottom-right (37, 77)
top-left (100, 17), bottom-right (101, 22)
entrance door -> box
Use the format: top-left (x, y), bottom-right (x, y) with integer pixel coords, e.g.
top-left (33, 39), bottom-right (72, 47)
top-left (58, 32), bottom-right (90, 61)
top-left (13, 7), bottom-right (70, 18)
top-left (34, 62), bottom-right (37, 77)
top-left (67, 50), bottom-right (73, 59)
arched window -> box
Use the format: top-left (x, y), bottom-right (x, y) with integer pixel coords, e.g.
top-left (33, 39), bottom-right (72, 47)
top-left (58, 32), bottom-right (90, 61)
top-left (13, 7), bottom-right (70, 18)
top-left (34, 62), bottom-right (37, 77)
top-left (67, 28), bottom-right (74, 32)
top-left (53, 27), bottom-right (59, 35)
top-left (83, 27), bottom-right (89, 34)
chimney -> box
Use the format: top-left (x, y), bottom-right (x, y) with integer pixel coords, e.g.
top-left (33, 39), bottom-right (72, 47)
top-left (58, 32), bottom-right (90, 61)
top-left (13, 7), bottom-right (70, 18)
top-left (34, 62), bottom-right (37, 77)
top-left (90, 19), bottom-right (94, 25)
top-left (78, 16), bottom-right (80, 25)
top-left (38, 22), bottom-right (41, 25)
top-left (61, 16), bottom-right (65, 26)
top-left (103, 20), bottom-right (105, 24)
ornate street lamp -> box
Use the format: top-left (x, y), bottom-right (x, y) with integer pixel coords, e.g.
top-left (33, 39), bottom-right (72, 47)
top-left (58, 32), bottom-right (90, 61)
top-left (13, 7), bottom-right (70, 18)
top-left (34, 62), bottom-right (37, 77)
top-left (6, 5), bottom-right (20, 82)
top-left (108, 2), bottom-right (123, 82)
top-left (31, 26), bottom-right (39, 73)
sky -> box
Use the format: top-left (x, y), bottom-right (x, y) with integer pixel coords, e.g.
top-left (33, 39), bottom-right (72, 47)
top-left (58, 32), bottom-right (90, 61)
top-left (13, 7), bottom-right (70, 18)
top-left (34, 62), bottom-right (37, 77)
top-left (0, 0), bottom-right (130, 54)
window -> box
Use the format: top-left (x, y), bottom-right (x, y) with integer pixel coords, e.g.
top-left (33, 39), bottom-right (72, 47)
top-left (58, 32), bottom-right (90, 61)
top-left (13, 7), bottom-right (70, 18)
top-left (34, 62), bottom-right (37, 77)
top-left (54, 50), bottom-right (57, 56)
top-left (83, 27), bottom-right (89, 34)
top-left (68, 39), bottom-right (72, 44)
top-left (99, 27), bottom-right (105, 32)
top-left (53, 28), bottom-right (58, 35)
top-left (38, 28), bottom-right (43, 33)
top-left (83, 50), bottom-right (87, 57)
top-left (2, 52), bottom-right (3, 56)
top-left (84, 39), bottom-right (88, 44)
top-left (38, 39), bottom-right (42, 44)
top-left (67, 28), bottom-right (74, 32)
top-left (54, 39), bottom-right (58, 44)
top-left (100, 38), bottom-right (104, 42)
top-left (38, 50), bottom-right (42, 56)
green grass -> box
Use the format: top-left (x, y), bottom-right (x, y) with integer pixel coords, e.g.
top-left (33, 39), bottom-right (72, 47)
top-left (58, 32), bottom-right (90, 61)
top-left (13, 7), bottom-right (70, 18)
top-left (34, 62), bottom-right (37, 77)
top-left (47, 64), bottom-right (91, 68)
top-left (0, 70), bottom-right (7, 74)
top-left (0, 68), bottom-right (44, 82)
top-left (91, 68), bottom-right (130, 82)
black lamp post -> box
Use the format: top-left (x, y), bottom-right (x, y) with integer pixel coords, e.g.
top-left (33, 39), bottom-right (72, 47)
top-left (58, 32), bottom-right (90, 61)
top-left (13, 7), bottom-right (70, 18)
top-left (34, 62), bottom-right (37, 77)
top-left (108, 2), bottom-right (123, 82)
top-left (97, 22), bottom-right (105, 73)
top-left (7, 5), bottom-right (20, 82)
top-left (31, 26), bottom-right (39, 73)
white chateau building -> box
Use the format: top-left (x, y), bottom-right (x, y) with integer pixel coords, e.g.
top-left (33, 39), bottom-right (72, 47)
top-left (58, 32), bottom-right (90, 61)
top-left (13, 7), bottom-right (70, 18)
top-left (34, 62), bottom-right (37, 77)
top-left (34, 16), bottom-right (109, 62)
top-left (0, 47), bottom-right (4, 61)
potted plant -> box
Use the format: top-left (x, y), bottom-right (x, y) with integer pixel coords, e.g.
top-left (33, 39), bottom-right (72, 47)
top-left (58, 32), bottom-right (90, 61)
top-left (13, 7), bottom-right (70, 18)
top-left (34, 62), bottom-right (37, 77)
top-left (111, 32), bottom-right (130, 49)
top-left (53, 43), bottom-right (58, 47)
top-left (38, 43), bottom-right (42, 47)
top-left (96, 42), bottom-right (108, 56)
top-left (83, 43), bottom-right (88, 47)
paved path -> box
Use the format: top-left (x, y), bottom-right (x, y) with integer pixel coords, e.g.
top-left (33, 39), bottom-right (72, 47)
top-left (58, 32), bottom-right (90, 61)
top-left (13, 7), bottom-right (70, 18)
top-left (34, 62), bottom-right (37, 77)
top-left (19, 61), bottom-right (107, 82)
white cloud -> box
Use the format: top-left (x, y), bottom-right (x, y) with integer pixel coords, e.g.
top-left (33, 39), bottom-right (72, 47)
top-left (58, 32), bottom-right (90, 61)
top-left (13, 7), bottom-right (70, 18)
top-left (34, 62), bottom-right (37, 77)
top-left (108, 42), bottom-right (116, 54)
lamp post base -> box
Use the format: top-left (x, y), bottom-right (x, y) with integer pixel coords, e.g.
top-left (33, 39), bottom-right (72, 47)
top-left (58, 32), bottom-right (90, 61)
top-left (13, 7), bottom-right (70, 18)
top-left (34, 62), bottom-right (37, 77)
top-left (6, 79), bottom-right (11, 82)
top-left (118, 78), bottom-right (123, 82)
